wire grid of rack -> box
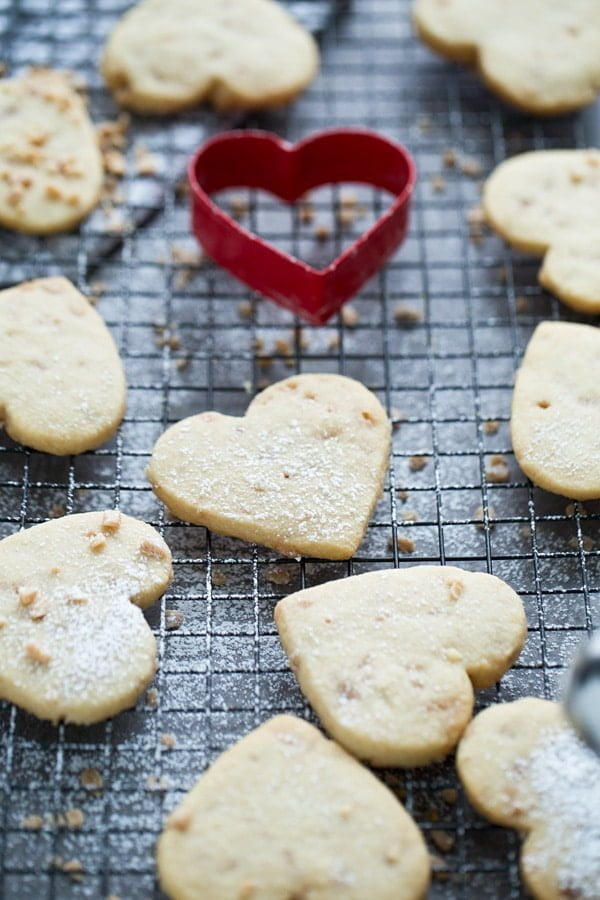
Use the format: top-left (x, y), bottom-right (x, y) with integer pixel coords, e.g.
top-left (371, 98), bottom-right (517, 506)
top-left (0, 0), bottom-right (599, 897)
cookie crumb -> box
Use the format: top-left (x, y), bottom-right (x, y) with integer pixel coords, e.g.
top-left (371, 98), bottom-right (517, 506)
top-left (430, 174), bottom-right (446, 193)
top-left (30, 598), bottom-right (48, 621)
top-left (103, 149), bottom-right (126, 177)
top-left (485, 454), bottom-right (510, 483)
top-left (67, 594), bottom-right (88, 605)
top-left (483, 419), bottom-right (499, 435)
top-left (165, 609), bottom-right (184, 631)
top-left (568, 535), bottom-right (596, 552)
top-left (88, 532), bottom-right (107, 552)
top-left (408, 455), bottom-right (428, 472)
top-left (22, 814), bottom-right (44, 830)
top-left (237, 300), bottom-right (252, 319)
top-left (401, 509), bottom-right (419, 523)
top-left (431, 829), bottom-right (455, 853)
top-left (393, 303), bottom-right (422, 325)
top-left (140, 538), bottom-right (169, 560)
top-left (25, 641), bottom-right (50, 664)
top-left (520, 525), bottom-right (531, 541)
top-left (565, 502), bottom-right (588, 517)
top-left (337, 207), bottom-right (358, 228)
top-left (327, 334), bottom-right (340, 351)
top-left (160, 733), bottom-right (177, 750)
top-left (298, 202), bottom-right (314, 225)
top-left (515, 295), bottom-right (528, 313)
top-left (18, 586), bottom-right (38, 607)
top-left (50, 503), bottom-right (66, 518)
top-left (212, 568), bottom-right (228, 587)
top-left (147, 774), bottom-right (171, 792)
top-left (417, 114), bottom-right (432, 133)
top-left (168, 808), bottom-right (192, 831)
top-left (101, 510), bottom-right (121, 533)
top-left (228, 194), bottom-right (249, 220)
top-left (80, 768), bottom-right (103, 790)
top-left (341, 305), bottom-right (359, 328)
top-left (396, 534), bottom-right (415, 554)
top-left (440, 788), bottom-right (458, 805)
top-left (134, 143), bottom-right (158, 176)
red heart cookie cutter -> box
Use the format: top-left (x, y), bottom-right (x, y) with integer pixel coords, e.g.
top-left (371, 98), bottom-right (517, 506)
top-left (188, 129), bottom-right (417, 325)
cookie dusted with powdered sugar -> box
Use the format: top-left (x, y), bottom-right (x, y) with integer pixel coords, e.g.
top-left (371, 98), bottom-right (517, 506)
top-left (0, 69), bottom-right (102, 233)
top-left (102, 0), bottom-right (319, 114)
top-left (0, 277), bottom-right (126, 455)
top-left (413, 0), bottom-right (600, 115)
top-left (458, 698), bottom-right (600, 900)
top-left (157, 715), bottom-right (430, 900)
top-left (276, 566), bottom-right (526, 766)
top-left (0, 511), bottom-right (172, 724)
top-left (147, 374), bottom-right (391, 560)
top-left (511, 322), bottom-right (600, 500)
top-left (484, 149), bottom-right (600, 314)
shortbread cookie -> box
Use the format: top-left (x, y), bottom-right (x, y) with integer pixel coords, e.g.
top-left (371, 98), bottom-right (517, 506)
top-left (0, 277), bottom-right (126, 455)
top-left (147, 374), bottom-right (391, 559)
top-left (511, 322), bottom-right (600, 501)
top-left (0, 511), bottom-right (172, 724)
top-left (413, 0), bottom-right (600, 115)
top-left (157, 715), bottom-right (430, 900)
top-left (275, 566), bottom-right (526, 767)
top-left (0, 69), bottom-right (103, 234)
top-left (484, 150), bottom-right (600, 314)
top-left (457, 698), bottom-right (600, 900)
top-left (101, 0), bottom-right (319, 114)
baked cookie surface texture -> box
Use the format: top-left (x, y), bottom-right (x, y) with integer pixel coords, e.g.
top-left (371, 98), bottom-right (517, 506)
top-left (0, 511), bottom-right (172, 724)
top-left (0, 277), bottom-right (126, 455)
top-left (457, 698), bottom-right (600, 900)
top-left (511, 322), bottom-right (600, 501)
top-left (484, 149), bottom-right (600, 313)
top-left (413, 0), bottom-right (600, 115)
top-left (0, 69), bottom-right (103, 233)
top-left (147, 374), bottom-right (391, 560)
top-left (102, 0), bottom-right (319, 114)
top-left (157, 714), bottom-right (430, 900)
top-left (275, 566), bottom-right (526, 766)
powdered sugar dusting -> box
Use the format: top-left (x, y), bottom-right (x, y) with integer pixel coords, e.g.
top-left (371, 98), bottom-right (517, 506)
top-left (526, 728), bottom-right (600, 897)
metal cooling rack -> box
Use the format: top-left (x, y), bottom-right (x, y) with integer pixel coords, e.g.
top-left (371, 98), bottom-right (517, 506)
top-left (0, 0), bottom-right (599, 897)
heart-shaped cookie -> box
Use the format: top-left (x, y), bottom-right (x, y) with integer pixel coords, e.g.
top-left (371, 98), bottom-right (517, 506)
top-left (147, 374), bottom-right (391, 559)
top-left (0, 69), bottom-right (103, 234)
top-left (101, 0), bottom-right (319, 114)
top-left (457, 698), bottom-right (600, 900)
top-left (511, 322), bottom-right (600, 500)
top-left (413, 0), bottom-right (600, 115)
top-left (484, 149), bottom-right (600, 314)
top-left (0, 511), bottom-right (172, 724)
top-left (0, 277), bottom-right (126, 455)
top-left (275, 566), bottom-right (526, 766)
top-left (189, 129), bottom-right (416, 323)
top-left (157, 715), bottom-right (430, 900)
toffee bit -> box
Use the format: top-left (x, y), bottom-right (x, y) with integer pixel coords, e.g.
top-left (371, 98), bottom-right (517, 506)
top-left (18, 586), bottom-right (38, 607)
top-left (25, 641), bottom-right (50, 665)
top-left (460, 157), bottom-right (482, 177)
top-left (566, 502), bottom-right (588, 517)
top-left (485, 454), bottom-right (510, 483)
top-left (140, 538), bottom-right (169, 560)
top-left (474, 505), bottom-right (497, 530)
top-left (393, 303), bottom-right (422, 325)
top-left (483, 419), bottom-right (499, 435)
top-left (168, 808), bottom-right (192, 831)
top-left (50, 503), bottom-right (66, 518)
top-left (396, 534), bottom-right (416, 554)
top-left (515, 294), bottom-right (529, 313)
top-left (30, 598), bottom-right (48, 621)
top-left (160, 733), bottom-right (177, 749)
top-left (237, 300), bottom-right (253, 319)
top-left (88, 532), bottom-right (107, 552)
top-left (440, 788), bottom-right (458, 805)
top-left (101, 510), bottom-right (121, 533)
top-left (145, 687), bottom-right (159, 708)
top-left (431, 830), bottom-right (455, 853)
top-left (64, 808), bottom-right (85, 829)
top-left (265, 565), bottom-right (293, 586)
top-left (165, 609), bottom-right (184, 631)
top-left (397, 489), bottom-right (409, 502)
top-left (80, 768), bottom-right (104, 790)
top-left (408, 455), bottom-right (428, 472)
top-left (298, 202), bottom-right (315, 225)
top-left (228, 194), bottom-right (249, 220)
top-left (314, 223), bottom-right (331, 242)
top-left (341, 305), bottom-right (359, 328)
top-left (442, 147), bottom-right (457, 168)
